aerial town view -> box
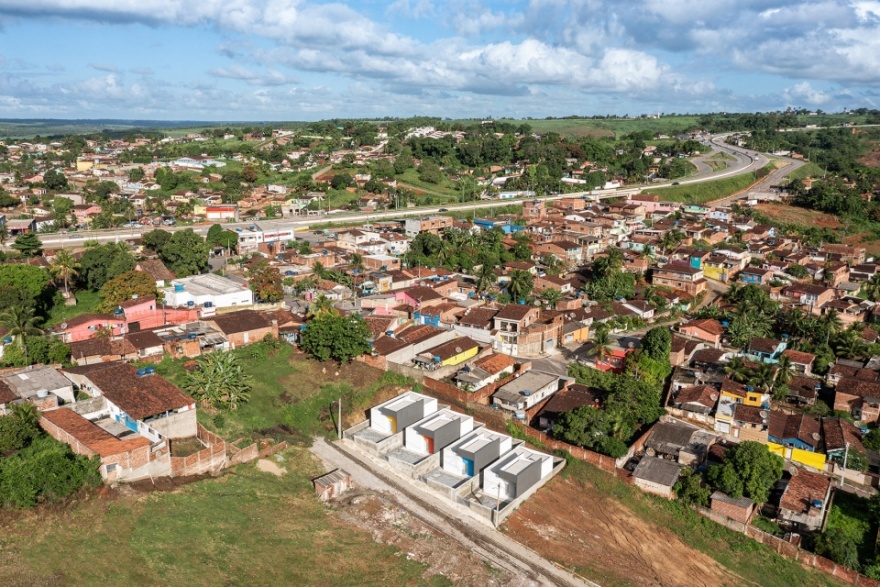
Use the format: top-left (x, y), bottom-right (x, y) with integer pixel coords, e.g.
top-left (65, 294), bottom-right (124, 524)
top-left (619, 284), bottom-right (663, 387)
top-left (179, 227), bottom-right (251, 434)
top-left (3, 2), bottom-right (880, 587)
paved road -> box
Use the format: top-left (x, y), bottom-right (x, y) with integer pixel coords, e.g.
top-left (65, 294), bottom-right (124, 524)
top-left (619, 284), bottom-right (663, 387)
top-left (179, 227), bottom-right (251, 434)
top-left (310, 436), bottom-right (596, 587)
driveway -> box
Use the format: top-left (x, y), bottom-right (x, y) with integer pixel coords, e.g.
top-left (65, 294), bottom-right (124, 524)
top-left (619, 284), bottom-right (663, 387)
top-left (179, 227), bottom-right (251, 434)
top-left (310, 437), bottom-right (595, 587)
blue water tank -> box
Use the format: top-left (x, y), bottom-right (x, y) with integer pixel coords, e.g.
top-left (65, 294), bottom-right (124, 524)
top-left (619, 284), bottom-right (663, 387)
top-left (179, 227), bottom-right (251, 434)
top-left (145, 366), bottom-right (155, 375)
top-left (518, 299), bottom-right (525, 305)
top-left (136, 368), bottom-right (147, 377)
top-left (187, 301), bottom-right (195, 307)
top-left (174, 284), bottom-right (184, 292)
top-left (2, 336), bottom-right (11, 344)
top-left (811, 500), bottom-right (824, 509)
top-left (188, 333), bottom-right (197, 340)
top-left (204, 301), bottom-right (213, 308)
top-left (433, 356), bottom-right (441, 363)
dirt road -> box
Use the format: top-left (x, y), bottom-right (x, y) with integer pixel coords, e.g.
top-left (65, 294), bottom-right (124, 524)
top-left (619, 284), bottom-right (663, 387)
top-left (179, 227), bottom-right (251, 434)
top-left (310, 437), bottom-right (596, 587)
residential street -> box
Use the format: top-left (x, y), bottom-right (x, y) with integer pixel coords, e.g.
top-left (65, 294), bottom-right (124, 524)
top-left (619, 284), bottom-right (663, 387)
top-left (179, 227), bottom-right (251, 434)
top-left (309, 436), bottom-right (596, 587)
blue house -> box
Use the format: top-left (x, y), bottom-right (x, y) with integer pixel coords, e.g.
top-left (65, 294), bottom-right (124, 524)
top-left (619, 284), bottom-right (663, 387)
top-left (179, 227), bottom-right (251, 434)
top-left (768, 412), bottom-right (821, 452)
top-left (744, 337), bottom-right (787, 363)
top-left (473, 218), bottom-right (525, 234)
top-left (739, 267), bottom-right (773, 286)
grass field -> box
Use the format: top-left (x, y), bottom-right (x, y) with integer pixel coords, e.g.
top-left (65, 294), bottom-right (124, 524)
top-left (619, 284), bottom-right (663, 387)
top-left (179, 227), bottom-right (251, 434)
top-left (45, 290), bottom-right (101, 327)
top-left (153, 344), bottom-right (415, 444)
top-left (0, 447), bottom-right (449, 587)
top-left (824, 491), bottom-right (878, 569)
top-left (476, 116), bottom-right (702, 139)
top-left (646, 162), bottom-right (776, 204)
top-left (395, 169), bottom-right (462, 201)
top-left (788, 162), bottom-right (825, 180)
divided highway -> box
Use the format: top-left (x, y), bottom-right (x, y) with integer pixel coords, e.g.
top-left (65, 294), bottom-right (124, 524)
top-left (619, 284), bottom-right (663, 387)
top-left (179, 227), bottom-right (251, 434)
top-left (36, 134), bottom-right (774, 249)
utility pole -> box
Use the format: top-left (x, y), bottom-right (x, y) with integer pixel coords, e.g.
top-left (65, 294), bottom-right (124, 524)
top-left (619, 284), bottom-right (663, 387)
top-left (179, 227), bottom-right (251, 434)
top-left (337, 397), bottom-right (342, 440)
top-left (840, 441), bottom-right (850, 488)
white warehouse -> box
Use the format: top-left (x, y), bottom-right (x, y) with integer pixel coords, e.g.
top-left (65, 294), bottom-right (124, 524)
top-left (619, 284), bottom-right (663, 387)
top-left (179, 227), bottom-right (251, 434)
top-left (162, 274), bottom-right (254, 311)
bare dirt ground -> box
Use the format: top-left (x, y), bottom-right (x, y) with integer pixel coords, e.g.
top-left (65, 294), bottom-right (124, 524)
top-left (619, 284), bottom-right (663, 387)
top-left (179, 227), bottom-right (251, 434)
top-left (754, 203), bottom-right (842, 228)
top-left (256, 458), bottom-right (286, 476)
top-left (503, 475), bottom-right (742, 587)
top-left (857, 142), bottom-right (880, 168)
top-left (333, 490), bottom-right (525, 587)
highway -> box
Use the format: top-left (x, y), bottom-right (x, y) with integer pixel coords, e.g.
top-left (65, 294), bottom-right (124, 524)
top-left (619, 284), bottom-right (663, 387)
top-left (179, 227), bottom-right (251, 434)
top-left (36, 134), bottom-right (775, 249)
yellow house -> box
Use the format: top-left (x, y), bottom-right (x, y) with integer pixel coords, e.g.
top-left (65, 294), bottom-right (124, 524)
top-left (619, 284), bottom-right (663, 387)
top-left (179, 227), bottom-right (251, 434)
top-left (418, 337), bottom-right (481, 368)
top-left (703, 255), bottom-right (736, 282)
top-left (76, 157), bottom-right (95, 172)
top-left (562, 322), bottom-right (590, 345)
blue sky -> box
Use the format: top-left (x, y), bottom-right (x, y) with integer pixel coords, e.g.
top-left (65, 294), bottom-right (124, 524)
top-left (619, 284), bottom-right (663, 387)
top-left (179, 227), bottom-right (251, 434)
top-left (1, 0), bottom-right (880, 120)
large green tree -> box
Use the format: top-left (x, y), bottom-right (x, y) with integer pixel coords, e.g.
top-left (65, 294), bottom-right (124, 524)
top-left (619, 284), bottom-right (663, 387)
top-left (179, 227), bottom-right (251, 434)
top-left (159, 229), bottom-right (210, 277)
top-left (79, 243), bottom-right (136, 290)
top-left (300, 313), bottom-right (371, 363)
top-left (707, 441), bottom-right (783, 503)
top-left (98, 270), bottom-right (160, 312)
top-left (11, 233), bottom-right (43, 257)
top-left (0, 264), bottom-right (51, 300)
top-left (246, 259), bottom-right (283, 303)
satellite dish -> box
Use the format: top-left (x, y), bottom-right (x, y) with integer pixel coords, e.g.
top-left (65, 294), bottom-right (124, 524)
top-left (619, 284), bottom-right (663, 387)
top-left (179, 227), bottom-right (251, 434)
top-left (759, 410), bottom-right (768, 418)
top-left (628, 342), bottom-right (635, 349)
top-left (60, 322), bottom-right (68, 329)
top-left (812, 432), bottom-right (821, 441)
top-left (645, 447), bottom-right (656, 457)
top-left (710, 393), bottom-right (719, 401)
top-left (455, 346), bottom-right (462, 354)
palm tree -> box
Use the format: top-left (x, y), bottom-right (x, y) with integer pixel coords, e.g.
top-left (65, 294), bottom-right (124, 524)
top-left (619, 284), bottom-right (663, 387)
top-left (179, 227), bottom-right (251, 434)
top-left (588, 326), bottom-right (612, 364)
top-left (0, 224), bottom-right (8, 248)
top-left (506, 269), bottom-right (534, 303)
top-left (312, 261), bottom-right (328, 280)
top-left (307, 294), bottom-right (338, 318)
top-left (183, 350), bottom-right (253, 410)
top-left (539, 288), bottom-right (562, 310)
top-left (864, 273), bottom-right (880, 302)
top-left (475, 264), bottom-right (497, 294)
top-left (724, 356), bottom-right (751, 384)
top-left (0, 305), bottom-right (43, 364)
top-left (49, 249), bottom-right (81, 298)
top-left (349, 253), bottom-right (364, 272)
top-left (748, 362), bottom-right (778, 395)
top-left (775, 354), bottom-right (793, 387)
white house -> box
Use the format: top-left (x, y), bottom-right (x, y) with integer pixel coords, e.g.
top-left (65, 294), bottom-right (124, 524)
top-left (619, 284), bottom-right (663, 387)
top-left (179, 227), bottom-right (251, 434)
top-left (442, 428), bottom-right (513, 478)
top-left (403, 409), bottom-right (474, 456)
top-left (482, 445), bottom-right (554, 500)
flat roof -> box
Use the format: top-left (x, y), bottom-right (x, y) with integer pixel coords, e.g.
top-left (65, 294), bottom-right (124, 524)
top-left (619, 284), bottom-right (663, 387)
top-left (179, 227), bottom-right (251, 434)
top-left (2, 366), bottom-right (71, 397)
top-left (377, 391), bottom-right (434, 411)
top-left (168, 273), bottom-right (248, 296)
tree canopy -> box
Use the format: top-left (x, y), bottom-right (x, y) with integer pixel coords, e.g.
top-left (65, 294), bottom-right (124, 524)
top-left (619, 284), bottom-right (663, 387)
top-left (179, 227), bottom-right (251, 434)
top-left (98, 270), bottom-right (160, 312)
top-left (300, 313), bottom-right (371, 363)
top-left (707, 441), bottom-right (783, 503)
top-left (158, 229), bottom-right (210, 277)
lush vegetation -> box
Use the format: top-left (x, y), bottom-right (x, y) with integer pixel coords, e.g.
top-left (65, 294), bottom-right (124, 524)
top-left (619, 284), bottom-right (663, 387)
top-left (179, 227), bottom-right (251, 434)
top-left (0, 404), bottom-right (101, 508)
top-left (648, 162), bottom-right (775, 204)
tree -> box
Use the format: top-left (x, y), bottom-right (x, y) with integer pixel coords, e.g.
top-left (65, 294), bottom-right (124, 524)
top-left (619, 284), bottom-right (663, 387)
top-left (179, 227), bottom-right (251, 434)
top-left (49, 249), bottom-right (80, 297)
top-left (506, 269), bottom-right (534, 302)
top-left (475, 264), bottom-right (497, 294)
top-left (675, 468), bottom-right (711, 507)
top-left (0, 264), bottom-right (51, 300)
top-left (128, 167), bottom-right (145, 182)
top-left (641, 327), bottom-right (672, 363)
top-left (330, 173), bottom-right (353, 189)
top-left (588, 325), bottom-right (613, 363)
top-left (0, 224), bottom-right (8, 248)
top-left (0, 403), bottom-right (41, 454)
top-left (42, 169), bottom-right (68, 191)
top-left (11, 232), bottom-right (42, 257)
top-left (4, 337), bottom-right (70, 368)
top-left (307, 294), bottom-right (338, 318)
top-left (0, 305), bottom-right (43, 364)
top-left (98, 271), bottom-right (159, 312)
top-left (183, 351), bottom-right (253, 410)
top-left (142, 229), bottom-right (172, 253)
top-left (418, 160), bottom-right (443, 184)
top-left (864, 428), bottom-right (880, 451)
top-left (78, 243), bottom-right (135, 290)
top-left (300, 313), bottom-right (371, 363)
top-left (159, 229), bottom-right (210, 277)
top-left (538, 288), bottom-right (562, 310)
top-left (707, 441), bottom-right (783, 503)
top-left (814, 528), bottom-right (861, 570)
top-left (246, 259), bottom-right (283, 303)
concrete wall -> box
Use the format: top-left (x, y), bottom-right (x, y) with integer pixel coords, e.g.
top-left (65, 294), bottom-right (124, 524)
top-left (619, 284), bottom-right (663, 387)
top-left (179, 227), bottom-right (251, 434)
top-left (150, 408), bottom-right (198, 440)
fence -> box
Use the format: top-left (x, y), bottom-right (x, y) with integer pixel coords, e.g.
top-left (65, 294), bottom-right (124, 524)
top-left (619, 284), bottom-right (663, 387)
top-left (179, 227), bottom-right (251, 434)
top-left (169, 424), bottom-right (227, 477)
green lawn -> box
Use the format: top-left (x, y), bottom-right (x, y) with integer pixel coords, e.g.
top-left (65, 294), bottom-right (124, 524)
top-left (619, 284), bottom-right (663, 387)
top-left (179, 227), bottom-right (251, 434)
top-left (0, 449), bottom-right (448, 587)
top-left (45, 289), bottom-right (102, 327)
top-left (450, 116), bottom-right (703, 139)
top-left (788, 162), bottom-right (825, 181)
top-left (823, 491), bottom-right (878, 569)
top-left (395, 169), bottom-right (462, 201)
top-left (154, 343), bottom-right (416, 444)
top-left (560, 458), bottom-right (841, 587)
top-left (647, 163), bottom-right (776, 204)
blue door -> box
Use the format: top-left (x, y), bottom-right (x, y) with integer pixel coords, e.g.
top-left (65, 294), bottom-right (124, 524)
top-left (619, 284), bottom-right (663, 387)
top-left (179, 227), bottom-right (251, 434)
top-left (462, 458), bottom-right (474, 477)
top-left (124, 415), bottom-right (138, 432)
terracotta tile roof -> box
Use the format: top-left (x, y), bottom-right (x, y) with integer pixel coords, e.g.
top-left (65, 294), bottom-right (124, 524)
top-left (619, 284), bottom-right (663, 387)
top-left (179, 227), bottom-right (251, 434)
top-left (676, 385), bottom-right (719, 409)
top-left (788, 375), bottom-right (820, 401)
top-left (539, 384), bottom-right (602, 416)
top-left (769, 412), bottom-right (821, 447)
top-left (208, 310), bottom-right (272, 335)
top-left (683, 318), bottom-right (725, 336)
top-left (691, 348), bottom-right (726, 366)
top-left (749, 337), bottom-right (783, 354)
top-left (782, 349), bottom-right (816, 365)
top-left (423, 337), bottom-right (480, 361)
top-left (396, 324), bottom-right (444, 345)
top-left (41, 408), bottom-right (150, 457)
top-left (363, 315), bottom-right (397, 338)
top-left (822, 417), bottom-right (865, 453)
top-left (70, 337), bottom-right (137, 361)
top-left (402, 286), bottom-right (443, 303)
top-left (126, 330), bottom-right (165, 350)
top-left (837, 376), bottom-right (880, 399)
top-left (62, 362), bottom-right (194, 421)
top-left (473, 352), bottom-right (515, 375)
top-left (495, 304), bottom-right (537, 321)
top-left (370, 335), bottom-right (408, 356)
top-left (721, 377), bottom-right (748, 398)
top-left (458, 307), bottom-right (499, 329)
top-left (120, 295), bottom-right (156, 308)
top-left (0, 379), bottom-right (16, 404)
top-left (733, 404), bottom-right (766, 425)
top-left (780, 469), bottom-right (831, 514)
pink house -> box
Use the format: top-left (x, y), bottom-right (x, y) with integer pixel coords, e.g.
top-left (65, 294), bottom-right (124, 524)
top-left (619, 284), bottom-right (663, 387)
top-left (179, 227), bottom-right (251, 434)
top-left (53, 313), bottom-right (127, 343)
top-left (72, 204), bottom-right (102, 223)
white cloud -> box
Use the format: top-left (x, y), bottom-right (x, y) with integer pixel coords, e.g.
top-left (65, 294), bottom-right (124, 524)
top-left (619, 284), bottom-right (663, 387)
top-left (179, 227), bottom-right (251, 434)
top-left (783, 81), bottom-right (832, 106)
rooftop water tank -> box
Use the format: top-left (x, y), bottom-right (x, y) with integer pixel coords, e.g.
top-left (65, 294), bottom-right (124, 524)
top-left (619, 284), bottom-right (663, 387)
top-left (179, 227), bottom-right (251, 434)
top-left (174, 284), bottom-right (184, 292)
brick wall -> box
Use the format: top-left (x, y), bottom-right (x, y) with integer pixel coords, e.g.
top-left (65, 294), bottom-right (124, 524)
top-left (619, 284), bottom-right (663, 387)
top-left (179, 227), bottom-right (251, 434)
top-left (169, 423), bottom-right (227, 477)
top-left (709, 499), bottom-right (752, 525)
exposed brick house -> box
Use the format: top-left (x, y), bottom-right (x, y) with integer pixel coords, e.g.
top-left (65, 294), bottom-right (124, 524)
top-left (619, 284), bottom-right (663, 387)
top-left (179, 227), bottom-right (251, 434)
top-left (206, 310), bottom-right (278, 349)
top-left (833, 377), bottom-right (880, 423)
top-left (652, 263), bottom-right (707, 296)
top-left (710, 491), bottom-right (755, 525)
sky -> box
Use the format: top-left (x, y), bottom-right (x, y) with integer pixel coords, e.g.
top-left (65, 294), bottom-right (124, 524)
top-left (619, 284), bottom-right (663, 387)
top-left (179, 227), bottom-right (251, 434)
top-left (1, 0), bottom-right (880, 121)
